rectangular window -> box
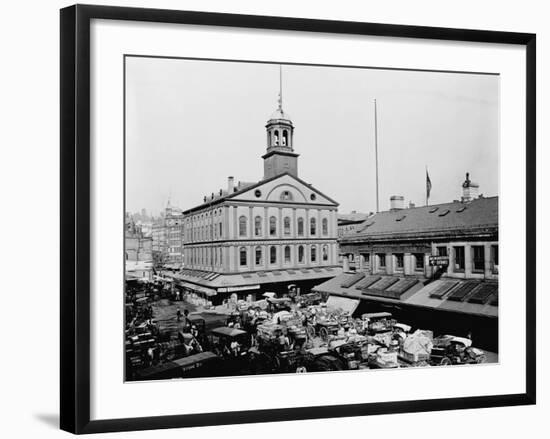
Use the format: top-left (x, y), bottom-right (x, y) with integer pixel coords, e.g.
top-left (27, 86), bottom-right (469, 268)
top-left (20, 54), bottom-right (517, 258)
top-left (491, 245), bottom-right (499, 273)
top-left (437, 246), bottom-right (448, 257)
top-left (239, 249), bottom-right (247, 266)
top-left (377, 253), bottom-right (386, 269)
top-left (414, 253), bottom-right (424, 270)
top-left (472, 245), bottom-right (485, 272)
top-left (394, 253), bottom-right (404, 270)
top-left (453, 246), bottom-right (465, 271)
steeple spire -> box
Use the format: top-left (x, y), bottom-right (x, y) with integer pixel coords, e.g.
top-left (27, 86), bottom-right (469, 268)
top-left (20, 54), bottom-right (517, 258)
top-left (263, 65), bottom-right (298, 179)
top-left (278, 65), bottom-right (283, 112)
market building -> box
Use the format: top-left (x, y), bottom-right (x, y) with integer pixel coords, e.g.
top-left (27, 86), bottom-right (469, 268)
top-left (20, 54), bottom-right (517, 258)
top-left (338, 211), bottom-right (370, 238)
top-left (314, 174), bottom-right (499, 352)
top-left (171, 86), bottom-right (341, 303)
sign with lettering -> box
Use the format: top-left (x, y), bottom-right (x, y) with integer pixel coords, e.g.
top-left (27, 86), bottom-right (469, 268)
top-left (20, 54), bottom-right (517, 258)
top-left (429, 255), bottom-right (449, 266)
top-left (218, 285), bottom-right (260, 293)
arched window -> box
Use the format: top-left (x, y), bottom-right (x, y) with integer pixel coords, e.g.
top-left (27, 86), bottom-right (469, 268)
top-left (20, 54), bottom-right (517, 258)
top-left (270, 246), bottom-right (277, 264)
top-left (322, 218), bottom-right (328, 235)
top-left (239, 247), bottom-right (247, 266)
top-left (273, 129), bottom-right (279, 146)
top-left (280, 190), bottom-right (293, 201)
top-left (254, 216), bottom-right (262, 236)
top-left (239, 215), bottom-right (247, 237)
top-left (282, 130), bottom-right (288, 146)
top-left (311, 245), bottom-right (317, 262)
top-left (322, 245), bottom-right (329, 261)
top-left (298, 245), bottom-right (305, 263)
top-left (269, 216), bottom-right (277, 236)
top-left (283, 217), bottom-right (291, 235)
top-left (218, 222), bottom-right (222, 237)
top-left (310, 217), bottom-right (317, 235)
top-left (297, 217), bottom-right (304, 236)
top-left (255, 246), bottom-right (263, 265)
top-left (284, 246), bottom-right (291, 263)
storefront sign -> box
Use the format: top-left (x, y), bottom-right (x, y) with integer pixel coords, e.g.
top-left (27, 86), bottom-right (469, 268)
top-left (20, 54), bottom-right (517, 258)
top-left (429, 255), bottom-right (449, 266)
top-left (217, 285), bottom-right (260, 293)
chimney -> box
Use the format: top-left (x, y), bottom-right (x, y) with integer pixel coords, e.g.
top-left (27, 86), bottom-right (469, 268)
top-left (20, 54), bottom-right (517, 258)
top-left (203, 196), bottom-right (207, 203)
top-left (227, 176), bottom-right (234, 194)
top-left (461, 172), bottom-right (479, 203)
top-left (409, 201), bottom-right (415, 209)
top-left (390, 195), bottom-right (405, 211)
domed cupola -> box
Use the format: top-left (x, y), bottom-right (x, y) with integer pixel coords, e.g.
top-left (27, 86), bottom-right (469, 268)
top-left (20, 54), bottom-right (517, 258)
top-left (262, 66), bottom-right (299, 180)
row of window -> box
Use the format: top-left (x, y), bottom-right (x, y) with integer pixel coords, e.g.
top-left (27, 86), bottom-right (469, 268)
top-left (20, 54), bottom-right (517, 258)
top-left (440, 244), bottom-right (498, 272)
top-left (349, 244), bottom-right (499, 274)
top-left (240, 244), bottom-right (330, 266)
top-left (239, 216), bottom-right (329, 238)
top-left (187, 244), bottom-right (331, 267)
top-left (348, 252), bottom-right (424, 271)
top-left (187, 247), bottom-right (223, 267)
top-left (188, 222), bottom-right (223, 242)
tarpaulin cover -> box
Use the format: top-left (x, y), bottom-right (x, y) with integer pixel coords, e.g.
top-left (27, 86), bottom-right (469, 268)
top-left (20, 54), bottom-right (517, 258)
top-left (403, 330), bottom-right (434, 356)
top-left (325, 296), bottom-right (360, 315)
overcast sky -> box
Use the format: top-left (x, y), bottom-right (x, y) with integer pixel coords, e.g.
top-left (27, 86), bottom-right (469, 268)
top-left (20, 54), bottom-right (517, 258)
top-left (125, 57), bottom-right (499, 216)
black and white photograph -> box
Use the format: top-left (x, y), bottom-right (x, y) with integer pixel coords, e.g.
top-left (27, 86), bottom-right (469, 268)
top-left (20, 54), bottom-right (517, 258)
top-left (124, 57), bottom-right (499, 381)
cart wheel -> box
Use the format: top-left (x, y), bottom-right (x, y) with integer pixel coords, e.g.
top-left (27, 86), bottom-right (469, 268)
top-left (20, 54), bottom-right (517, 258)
top-left (440, 357), bottom-right (452, 366)
top-left (320, 327), bottom-right (329, 341)
top-left (306, 324), bottom-right (316, 339)
top-left (296, 366), bottom-right (307, 373)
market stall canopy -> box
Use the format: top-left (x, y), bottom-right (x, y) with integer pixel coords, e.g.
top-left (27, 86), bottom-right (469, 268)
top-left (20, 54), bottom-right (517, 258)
top-left (325, 296), bottom-right (360, 315)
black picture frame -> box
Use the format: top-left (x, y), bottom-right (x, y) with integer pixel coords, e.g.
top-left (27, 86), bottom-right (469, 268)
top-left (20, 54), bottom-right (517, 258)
top-left (60, 4), bottom-right (536, 434)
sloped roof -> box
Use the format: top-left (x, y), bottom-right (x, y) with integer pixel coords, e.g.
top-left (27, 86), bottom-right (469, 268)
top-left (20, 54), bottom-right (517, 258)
top-left (183, 172), bottom-right (338, 214)
top-left (313, 272), bottom-right (498, 318)
top-left (343, 196), bottom-right (498, 242)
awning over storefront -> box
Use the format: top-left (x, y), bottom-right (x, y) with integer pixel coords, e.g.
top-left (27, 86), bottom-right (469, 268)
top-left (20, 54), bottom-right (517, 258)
top-left (175, 280), bottom-right (216, 297)
top-left (169, 266), bottom-right (341, 297)
top-left (314, 272), bottom-right (498, 318)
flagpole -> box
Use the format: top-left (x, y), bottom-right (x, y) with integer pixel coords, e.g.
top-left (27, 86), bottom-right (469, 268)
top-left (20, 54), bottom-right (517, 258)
top-left (374, 99), bottom-right (379, 213)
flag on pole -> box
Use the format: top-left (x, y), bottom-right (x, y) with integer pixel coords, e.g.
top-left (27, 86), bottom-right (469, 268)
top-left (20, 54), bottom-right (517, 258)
top-left (426, 168), bottom-right (432, 204)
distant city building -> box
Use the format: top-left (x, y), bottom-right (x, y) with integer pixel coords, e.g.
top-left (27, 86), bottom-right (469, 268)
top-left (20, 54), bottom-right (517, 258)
top-left (173, 87), bottom-right (341, 303)
top-left (152, 222), bottom-right (167, 265)
top-left (165, 201), bottom-right (184, 266)
top-left (125, 219), bottom-right (153, 280)
top-left (150, 200), bottom-right (185, 269)
top-left (315, 173), bottom-right (499, 351)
